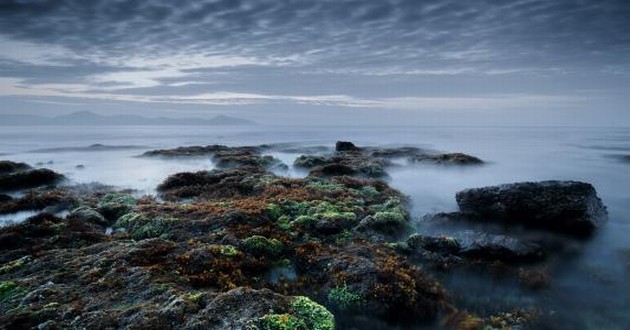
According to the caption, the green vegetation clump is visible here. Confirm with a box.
[359,186,380,198]
[293,155,328,169]
[260,313,307,330]
[327,284,363,311]
[0,281,27,303]
[97,193,137,220]
[259,296,335,330]
[293,215,316,225]
[290,296,335,330]
[114,212,171,240]
[306,180,344,193]
[98,193,136,207]
[372,211,406,226]
[358,162,386,178]
[242,235,284,258]
[316,212,357,223]
[0,256,32,274]
[364,210,408,234]
[218,245,240,257]
[277,215,291,230]
[307,201,341,215]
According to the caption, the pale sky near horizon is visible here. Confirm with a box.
[0,0,628,126]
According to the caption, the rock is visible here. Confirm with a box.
[309,164,358,177]
[75,164,85,169]
[141,144,286,171]
[456,181,608,237]
[335,141,359,152]
[295,242,444,323]
[0,213,109,262]
[456,231,545,262]
[157,167,267,200]
[184,287,291,329]
[67,207,108,226]
[407,234,461,255]
[96,193,136,221]
[294,155,329,169]
[0,169,64,192]
[405,231,544,263]
[0,161,31,175]
[366,146,425,158]
[0,189,75,215]
[141,144,229,157]
[412,153,484,165]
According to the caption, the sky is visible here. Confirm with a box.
[0,0,628,126]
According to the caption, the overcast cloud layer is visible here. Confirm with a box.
[1,0,628,125]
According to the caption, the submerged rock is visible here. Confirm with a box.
[406,231,544,263]
[456,231,544,262]
[456,181,608,237]
[0,168,64,192]
[412,153,484,165]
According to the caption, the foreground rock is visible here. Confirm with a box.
[0,161,449,328]
[456,181,608,237]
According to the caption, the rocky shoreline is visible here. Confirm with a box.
[0,142,608,329]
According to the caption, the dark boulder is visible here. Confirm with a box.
[456,181,608,237]
[456,231,545,262]
[0,169,64,192]
[335,141,359,152]
[0,161,31,175]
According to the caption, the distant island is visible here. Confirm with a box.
[0,111,256,126]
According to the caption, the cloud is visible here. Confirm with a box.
[0,0,627,123]
[0,77,590,112]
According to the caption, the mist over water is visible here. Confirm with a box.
[1,124,629,328]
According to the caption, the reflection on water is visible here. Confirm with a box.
[0,125,629,328]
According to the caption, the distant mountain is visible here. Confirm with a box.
[0,111,256,126]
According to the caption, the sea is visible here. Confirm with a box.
[0,125,628,329]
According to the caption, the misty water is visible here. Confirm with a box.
[1,125,629,329]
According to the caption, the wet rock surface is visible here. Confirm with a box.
[456,180,608,237]
[0,144,609,329]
